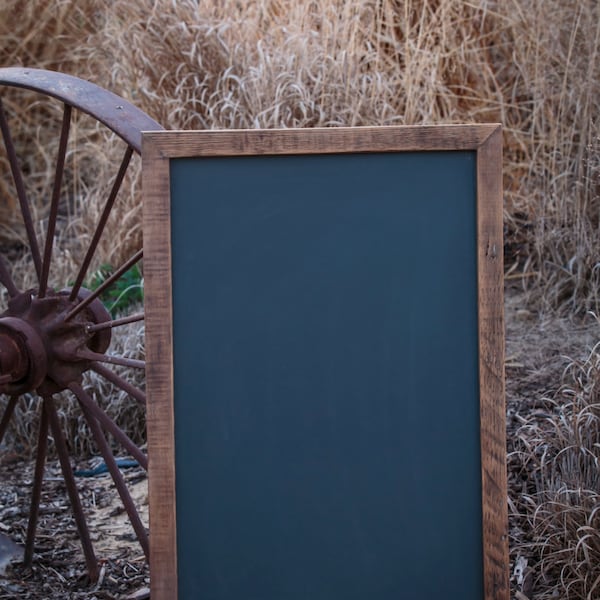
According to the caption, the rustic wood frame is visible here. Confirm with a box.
[142,125,508,600]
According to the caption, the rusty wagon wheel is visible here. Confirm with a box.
[0,67,163,580]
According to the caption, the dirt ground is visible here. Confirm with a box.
[0,286,597,599]
[0,458,149,600]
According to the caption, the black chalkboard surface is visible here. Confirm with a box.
[142,126,508,600]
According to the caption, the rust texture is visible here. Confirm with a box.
[0,67,162,152]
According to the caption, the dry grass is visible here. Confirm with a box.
[0,0,98,231]
[511,340,600,599]
[2,0,598,309]
[0,1,599,597]
[0,0,142,268]
[100,0,506,128]
[93,0,600,313]
[506,0,600,315]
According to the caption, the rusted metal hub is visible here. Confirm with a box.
[0,289,111,395]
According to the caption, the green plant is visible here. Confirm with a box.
[87,263,143,317]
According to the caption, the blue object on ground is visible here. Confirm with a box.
[74,458,140,477]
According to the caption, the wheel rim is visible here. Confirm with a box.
[0,67,163,580]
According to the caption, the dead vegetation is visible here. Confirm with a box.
[510,348,600,598]
[505,294,600,598]
[0,0,599,598]
[0,456,149,599]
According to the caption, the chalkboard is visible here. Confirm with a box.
[142,126,508,600]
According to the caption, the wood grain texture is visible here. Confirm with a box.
[142,124,508,599]
[141,138,178,600]
[477,125,510,600]
[143,124,498,158]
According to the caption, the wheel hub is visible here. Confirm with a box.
[0,289,112,395]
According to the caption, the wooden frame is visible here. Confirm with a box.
[142,125,508,600]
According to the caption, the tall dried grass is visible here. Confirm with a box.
[100,0,506,128]
[0,0,141,270]
[505,0,600,315]
[90,0,599,313]
[2,0,598,310]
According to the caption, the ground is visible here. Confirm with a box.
[0,286,597,599]
[0,458,149,600]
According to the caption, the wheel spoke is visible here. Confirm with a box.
[39,104,72,298]
[64,249,142,321]
[69,146,134,301]
[86,311,144,333]
[24,401,49,567]
[45,396,98,581]
[77,397,149,560]
[91,362,146,405]
[0,254,19,297]
[78,350,145,370]
[0,98,42,280]
[69,382,147,470]
[0,396,18,446]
